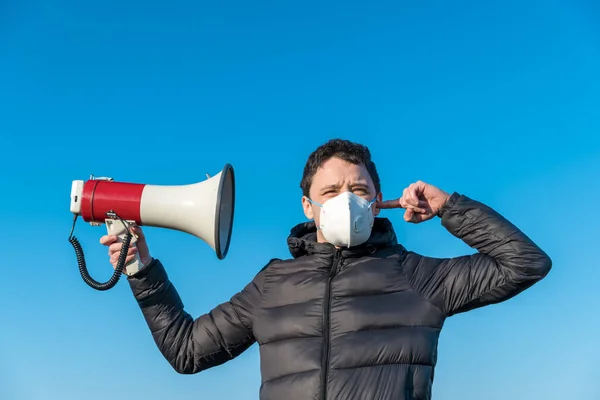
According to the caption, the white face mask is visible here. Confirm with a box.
[309,191,376,247]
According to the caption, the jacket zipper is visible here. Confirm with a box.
[320,248,342,400]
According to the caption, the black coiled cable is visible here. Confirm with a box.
[68,213,132,291]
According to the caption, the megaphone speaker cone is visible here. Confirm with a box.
[137,164,235,259]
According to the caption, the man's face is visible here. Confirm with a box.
[302,157,382,243]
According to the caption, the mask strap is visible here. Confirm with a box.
[307,198,323,207]
[368,195,378,207]
[306,198,323,229]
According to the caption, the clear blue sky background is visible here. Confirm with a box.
[1,1,598,399]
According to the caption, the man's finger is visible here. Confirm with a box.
[402,197,426,213]
[405,192,419,207]
[408,186,420,206]
[130,225,144,238]
[376,199,403,209]
[414,180,428,192]
[410,205,427,213]
[100,235,117,246]
[404,209,415,222]
[109,242,123,255]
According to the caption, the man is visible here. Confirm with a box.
[101,139,551,400]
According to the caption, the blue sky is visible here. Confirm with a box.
[1,1,599,399]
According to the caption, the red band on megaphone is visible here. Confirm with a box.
[81,180,145,224]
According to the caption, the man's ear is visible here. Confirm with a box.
[374,192,383,216]
[302,196,314,220]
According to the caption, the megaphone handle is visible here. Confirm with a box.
[105,218,144,276]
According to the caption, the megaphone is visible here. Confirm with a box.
[68,164,235,291]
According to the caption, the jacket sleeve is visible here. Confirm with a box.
[126,258,264,374]
[404,192,552,317]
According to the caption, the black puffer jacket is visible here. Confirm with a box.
[128,193,551,400]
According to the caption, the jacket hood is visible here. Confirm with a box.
[286,217,399,258]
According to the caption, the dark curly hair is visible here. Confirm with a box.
[300,139,381,197]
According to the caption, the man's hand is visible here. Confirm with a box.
[376,180,450,223]
[100,225,153,270]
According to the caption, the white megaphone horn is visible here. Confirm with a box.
[67,164,235,291]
